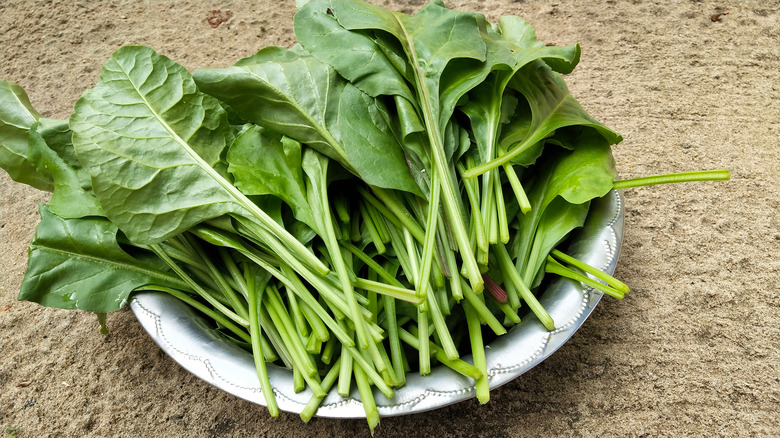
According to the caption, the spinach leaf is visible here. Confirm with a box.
[69,45,326,275]
[0,80,51,191]
[464,60,622,178]
[19,205,186,313]
[228,126,316,230]
[192,47,421,196]
[511,132,616,283]
[27,122,103,218]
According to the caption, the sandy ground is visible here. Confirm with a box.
[1,1,778,437]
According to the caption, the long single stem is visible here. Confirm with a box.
[354,356,380,434]
[417,166,441,300]
[502,160,531,214]
[382,294,406,387]
[424,287,459,360]
[460,278,507,336]
[612,169,730,189]
[463,300,489,404]
[246,274,279,416]
[354,278,422,305]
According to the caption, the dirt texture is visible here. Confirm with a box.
[1,1,778,437]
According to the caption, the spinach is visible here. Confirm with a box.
[0,0,729,432]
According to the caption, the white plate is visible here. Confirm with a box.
[131,190,624,418]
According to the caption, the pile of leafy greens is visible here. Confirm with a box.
[0,0,728,431]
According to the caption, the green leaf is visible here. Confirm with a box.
[461,16,583,169]
[27,123,103,218]
[0,79,51,191]
[494,15,581,75]
[70,45,327,276]
[193,47,421,195]
[511,134,616,278]
[544,129,617,206]
[227,126,316,230]
[523,197,590,287]
[69,45,241,243]
[294,0,416,103]
[464,60,622,178]
[19,205,185,313]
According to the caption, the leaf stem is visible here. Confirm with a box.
[550,249,629,294]
[246,273,279,416]
[612,169,730,190]
[463,300,489,404]
[544,257,625,299]
[493,243,555,331]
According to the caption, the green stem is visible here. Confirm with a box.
[545,257,625,299]
[354,278,422,305]
[493,243,555,331]
[138,286,250,343]
[425,287,459,360]
[148,244,249,327]
[463,300,489,404]
[382,294,406,388]
[354,356,380,434]
[246,275,279,416]
[612,169,730,190]
[550,249,629,294]
[337,331,353,397]
[437,214,463,301]
[457,161,487,255]
[265,285,320,381]
[397,327,481,380]
[186,236,249,321]
[417,167,441,300]
[417,306,430,375]
[360,201,386,255]
[494,169,510,244]
[300,357,342,423]
[502,161,532,214]
[368,187,426,243]
[460,278,507,336]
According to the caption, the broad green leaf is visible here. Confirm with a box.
[511,135,616,276]
[294,0,415,103]
[19,205,185,313]
[508,61,621,154]
[464,60,621,177]
[544,130,617,206]
[37,118,81,171]
[193,47,421,195]
[227,126,316,230]
[69,46,326,276]
[69,45,243,243]
[495,15,581,75]
[461,17,582,169]
[0,79,51,191]
[317,0,491,129]
[27,123,102,218]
